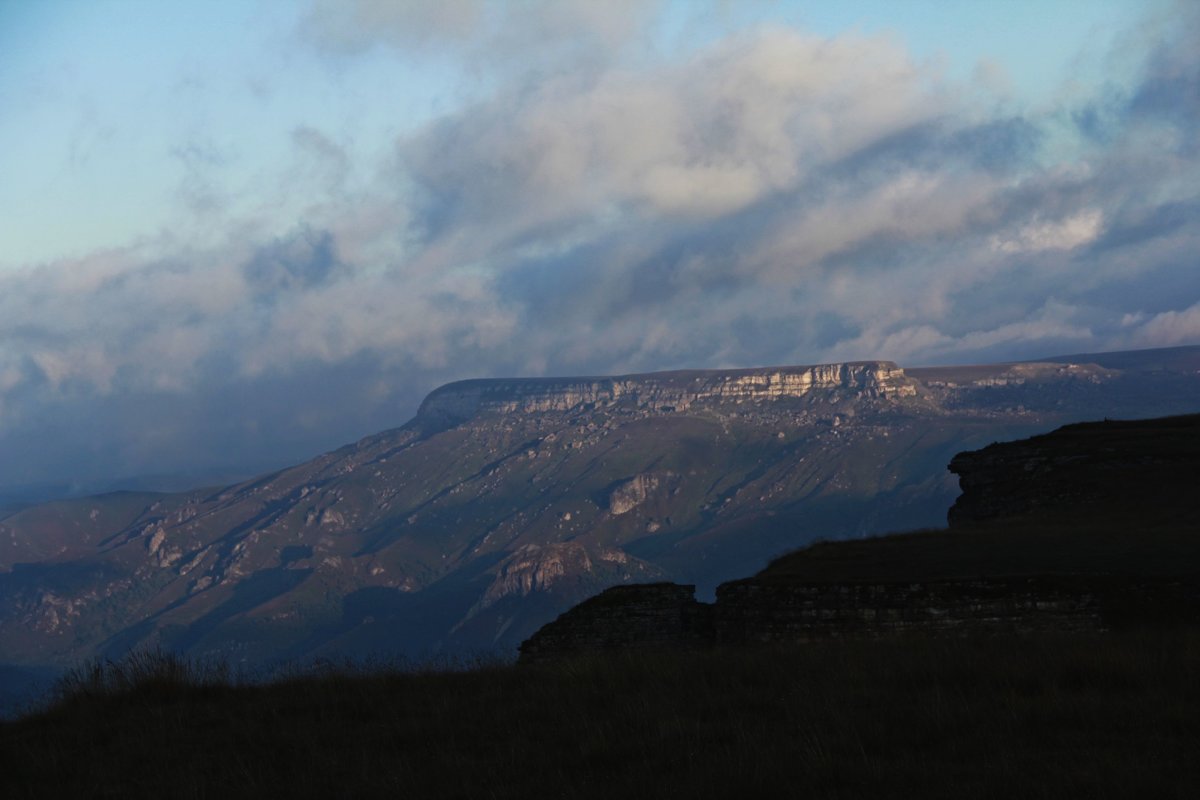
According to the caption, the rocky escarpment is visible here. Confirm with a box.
[518,414,1200,661]
[711,577,1104,643]
[417,361,916,425]
[518,583,713,662]
[520,574,1200,660]
[947,413,1200,525]
[477,543,663,610]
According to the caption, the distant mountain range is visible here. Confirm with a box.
[1,345,1198,683]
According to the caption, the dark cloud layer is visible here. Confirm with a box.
[1,4,1198,491]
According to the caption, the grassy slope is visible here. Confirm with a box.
[2,635,1199,799]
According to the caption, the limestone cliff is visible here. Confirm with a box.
[417,361,916,425]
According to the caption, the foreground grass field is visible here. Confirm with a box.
[3,632,1199,799]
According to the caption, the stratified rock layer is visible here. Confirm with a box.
[417,361,915,425]
[518,583,713,662]
[520,573,1200,660]
[947,413,1200,525]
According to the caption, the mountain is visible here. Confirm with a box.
[519,413,1200,662]
[1,346,1198,678]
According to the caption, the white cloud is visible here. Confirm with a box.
[1132,302,1200,347]
[401,25,946,241]
[990,209,1104,254]
[1,3,1199,488]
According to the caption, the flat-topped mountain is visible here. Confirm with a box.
[1,346,1199,684]
[417,361,915,425]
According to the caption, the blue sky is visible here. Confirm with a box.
[0,0,1160,266]
[0,0,1197,490]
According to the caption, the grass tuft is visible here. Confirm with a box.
[50,647,238,705]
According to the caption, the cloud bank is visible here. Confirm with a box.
[1,2,1197,490]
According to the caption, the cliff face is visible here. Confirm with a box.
[417,361,916,425]
[521,577,1105,659]
[713,578,1108,643]
[518,413,1200,660]
[519,574,1200,660]
[518,583,713,662]
[947,414,1200,525]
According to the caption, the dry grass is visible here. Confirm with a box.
[3,632,1199,799]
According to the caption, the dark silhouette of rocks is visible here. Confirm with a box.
[519,583,712,662]
[519,413,1200,660]
[948,413,1200,526]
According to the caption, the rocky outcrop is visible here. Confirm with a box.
[417,361,916,425]
[519,574,1200,661]
[519,414,1200,661]
[947,414,1200,525]
[479,543,661,609]
[518,583,713,662]
[607,474,667,515]
[713,577,1106,643]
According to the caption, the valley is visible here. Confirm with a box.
[1,346,1198,682]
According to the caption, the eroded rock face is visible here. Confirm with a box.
[607,474,664,516]
[418,361,916,425]
[480,543,661,609]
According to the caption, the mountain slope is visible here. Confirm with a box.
[1,347,1198,672]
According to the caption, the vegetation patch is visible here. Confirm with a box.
[4,634,1199,798]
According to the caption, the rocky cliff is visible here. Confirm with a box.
[520,572,1200,660]
[519,583,712,662]
[417,361,916,425]
[947,414,1200,526]
[518,413,1200,660]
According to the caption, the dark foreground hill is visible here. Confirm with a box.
[3,634,1198,799]
[3,414,1200,798]
[2,346,1198,689]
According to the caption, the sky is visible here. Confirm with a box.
[0,0,1197,492]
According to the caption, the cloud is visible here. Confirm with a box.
[291,126,351,196]
[400,24,947,261]
[1,3,1198,490]
[1131,302,1200,347]
[990,210,1104,253]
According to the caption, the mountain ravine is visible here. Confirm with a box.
[1,346,1199,673]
